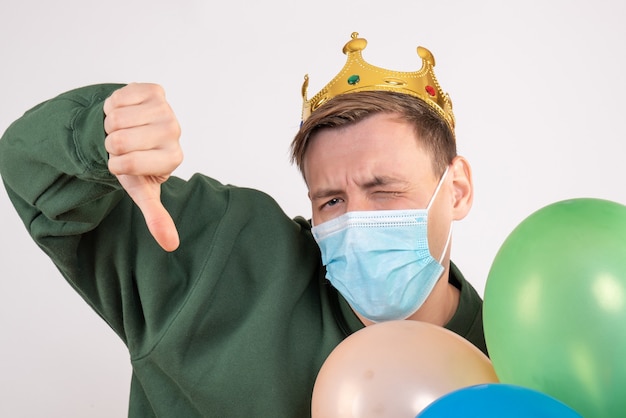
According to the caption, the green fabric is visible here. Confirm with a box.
[332,261,488,355]
[0,84,487,417]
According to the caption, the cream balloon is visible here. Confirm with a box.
[311,320,498,418]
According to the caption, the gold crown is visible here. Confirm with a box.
[301,32,455,132]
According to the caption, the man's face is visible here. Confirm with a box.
[303,112,454,261]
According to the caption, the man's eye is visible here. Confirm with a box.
[375,190,400,197]
[325,198,341,207]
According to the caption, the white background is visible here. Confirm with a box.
[1,1,625,416]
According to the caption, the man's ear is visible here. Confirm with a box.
[450,156,473,220]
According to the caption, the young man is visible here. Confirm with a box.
[0,33,486,416]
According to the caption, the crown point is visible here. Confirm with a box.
[301,74,310,100]
[417,46,435,67]
[343,33,367,54]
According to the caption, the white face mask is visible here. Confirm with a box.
[312,168,452,322]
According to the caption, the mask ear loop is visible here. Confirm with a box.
[424,165,452,264]
[438,222,453,264]
[426,166,450,211]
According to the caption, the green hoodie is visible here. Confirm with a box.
[0,84,487,417]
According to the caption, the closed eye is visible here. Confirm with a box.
[373,190,402,198]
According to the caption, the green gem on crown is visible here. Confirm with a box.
[347,74,360,85]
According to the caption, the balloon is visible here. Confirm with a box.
[311,320,498,418]
[417,383,582,417]
[484,198,626,418]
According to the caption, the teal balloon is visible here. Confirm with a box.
[417,383,581,417]
[484,198,626,418]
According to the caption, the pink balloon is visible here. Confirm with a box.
[312,321,498,417]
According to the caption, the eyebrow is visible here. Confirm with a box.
[310,188,343,201]
[363,175,409,189]
[310,176,410,200]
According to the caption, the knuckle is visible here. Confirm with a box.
[144,83,164,99]
[157,101,175,118]
[171,148,184,167]
[150,83,165,96]
[107,155,120,175]
[107,87,123,108]
[105,131,127,155]
[104,110,125,133]
[167,118,182,138]
[118,156,136,174]
[108,154,136,175]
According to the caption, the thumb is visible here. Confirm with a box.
[138,198,180,252]
[118,174,180,252]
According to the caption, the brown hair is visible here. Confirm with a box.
[290,91,456,178]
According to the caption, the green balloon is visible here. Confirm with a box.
[484,198,626,418]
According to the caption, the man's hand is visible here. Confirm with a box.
[103,83,182,252]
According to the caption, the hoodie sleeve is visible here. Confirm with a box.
[0,84,147,342]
